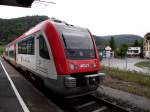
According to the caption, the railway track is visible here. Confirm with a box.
[22,73,132,112]
[4,59,133,112]
[65,94,132,112]
[13,69,133,112]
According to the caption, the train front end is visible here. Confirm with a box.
[47,21,105,97]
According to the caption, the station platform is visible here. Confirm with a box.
[0,57,62,112]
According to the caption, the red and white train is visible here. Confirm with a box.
[4,19,105,97]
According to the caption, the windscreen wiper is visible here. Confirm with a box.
[62,33,68,48]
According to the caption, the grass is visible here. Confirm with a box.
[0,46,4,55]
[109,83,150,99]
[102,67,150,87]
[102,66,150,99]
[135,61,150,68]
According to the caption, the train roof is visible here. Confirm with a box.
[7,19,89,46]
[7,19,49,46]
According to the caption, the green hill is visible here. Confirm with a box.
[94,34,143,47]
[0,16,143,47]
[0,15,48,45]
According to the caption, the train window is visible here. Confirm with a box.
[20,41,27,54]
[9,50,14,58]
[5,51,8,56]
[18,36,34,55]
[38,34,50,59]
[18,43,22,54]
[57,28,96,60]
[27,37,34,55]
[62,31,94,50]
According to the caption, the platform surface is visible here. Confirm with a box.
[0,57,62,112]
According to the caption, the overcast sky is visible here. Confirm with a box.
[0,0,150,37]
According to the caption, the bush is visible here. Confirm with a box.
[102,66,150,87]
[0,46,4,55]
[115,44,128,58]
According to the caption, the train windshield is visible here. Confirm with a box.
[59,28,96,60]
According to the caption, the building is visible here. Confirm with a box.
[127,47,141,57]
[144,33,150,58]
[105,46,114,58]
[97,45,114,59]
[97,45,105,60]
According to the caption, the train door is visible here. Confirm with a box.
[35,32,57,79]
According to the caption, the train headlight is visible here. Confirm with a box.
[69,63,78,70]
[92,63,97,68]
[69,63,75,70]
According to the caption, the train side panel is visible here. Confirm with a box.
[34,31,57,79]
[5,44,16,65]
[15,30,57,79]
[3,19,105,97]
[16,35,36,71]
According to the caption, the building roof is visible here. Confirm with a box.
[105,46,111,51]
[97,45,105,49]
[144,33,150,40]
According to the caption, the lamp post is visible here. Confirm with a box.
[105,46,112,71]
[125,52,128,70]
[125,55,128,70]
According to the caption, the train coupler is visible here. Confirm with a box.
[64,76,76,88]
[84,73,106,86]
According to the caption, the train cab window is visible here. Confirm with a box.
[38,34,50,59]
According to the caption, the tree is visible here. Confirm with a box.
[139,39,143,47]
[0,16,49,45]
[139,39,144,58]
[133,40,139,46]
[116,44,128,58]
[133,39,144,58]
[121,44,128,56]
[0,46,4,55]
[109,36,116,51]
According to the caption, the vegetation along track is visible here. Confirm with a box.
[65,94,132,112]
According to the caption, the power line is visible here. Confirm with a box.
[34,0,56,4]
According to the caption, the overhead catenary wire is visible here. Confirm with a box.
[34,0,56,5]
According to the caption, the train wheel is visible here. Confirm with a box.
[35,76,44,88]
[29,72,36,82]
[26,71,44,88]
[25,71,32,80]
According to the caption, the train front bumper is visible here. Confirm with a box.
[64,73,106,88]
[44,72,106,97]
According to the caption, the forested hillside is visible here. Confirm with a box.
[0,16,143,47]
[94,34,143,47]
[0,16,48,45]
